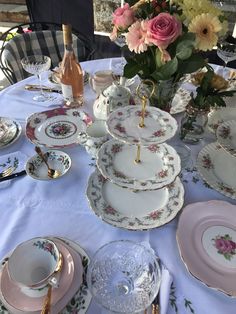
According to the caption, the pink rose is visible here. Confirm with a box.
[215,238,235,254]
[147,13,182,49]
[112,3,135,30]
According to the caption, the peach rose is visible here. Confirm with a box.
[112,3,135,30]
[147,13,182,49]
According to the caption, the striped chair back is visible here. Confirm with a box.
[2,29,88,84]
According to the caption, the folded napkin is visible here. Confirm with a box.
[0,151,28,188]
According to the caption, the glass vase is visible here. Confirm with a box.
[148,79,180,112]
[180,104,209,144]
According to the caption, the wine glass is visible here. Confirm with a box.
[87,240,161,313]
[217,40,236,78]
[21,55,52,102]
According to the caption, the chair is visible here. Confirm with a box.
[0,22,95,85]
[26,0,94,42]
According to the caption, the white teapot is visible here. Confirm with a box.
[93,82,134,120]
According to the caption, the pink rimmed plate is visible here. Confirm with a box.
[0,237,91,314]
[0,240,82,313]
[26,108,92,148]
[86,170,184,230]
[106,105,177,145]
[177,200,236,297]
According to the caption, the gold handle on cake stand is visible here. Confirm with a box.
[134,79,155,164]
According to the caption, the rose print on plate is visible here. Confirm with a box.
[212,234,236,261]
[202,225,236,268]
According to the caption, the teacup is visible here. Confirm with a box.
[7,237,62,290]
[89,70,115,96]
[79,120,110,157]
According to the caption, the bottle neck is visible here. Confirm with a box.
[65,43,73,52]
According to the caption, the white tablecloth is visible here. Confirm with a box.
[0,58,236,314]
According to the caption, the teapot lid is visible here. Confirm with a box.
[102,82,131,99]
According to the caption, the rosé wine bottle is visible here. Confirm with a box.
[60,24,84,107]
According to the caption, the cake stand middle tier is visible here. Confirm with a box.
[97,139,181,190]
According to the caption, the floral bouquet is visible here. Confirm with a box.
[180,65,236,142]
[110,0,227,110]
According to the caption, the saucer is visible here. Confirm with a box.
[26,150,71,180]
[0,240,82,313]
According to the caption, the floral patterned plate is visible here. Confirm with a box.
[86,169,184,230]
[0,237,91,314]
[106,105,178,145]
[97,139,181,190]
[48,70,90,86]
[0,117,22,149]
[170,88,191,115]
[26,150,71,180]
[177,200,236,297]
[196,142,236,199]
[207,107,236,133]
[26,108,92,148]
[216,120,236,156]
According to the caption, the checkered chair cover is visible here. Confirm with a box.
[2,30,88,84]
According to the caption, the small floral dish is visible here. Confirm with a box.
[26,150,71,180]
[0,117,22,149]
[216,120,236,156]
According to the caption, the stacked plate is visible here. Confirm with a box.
[0,237,92,314]
[87,105,185,230]
[0,117,22,149]
[197,108,236,199]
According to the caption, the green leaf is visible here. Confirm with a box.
[178,54,206,75]
[176,40,194,60]
[123,60,141,78]
[151,57,178,80]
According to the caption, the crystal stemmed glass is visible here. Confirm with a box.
[87,240,161,314]
[217,40,236,78]
[21,55,52,102]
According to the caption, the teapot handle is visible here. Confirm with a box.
[78,132,88,145]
